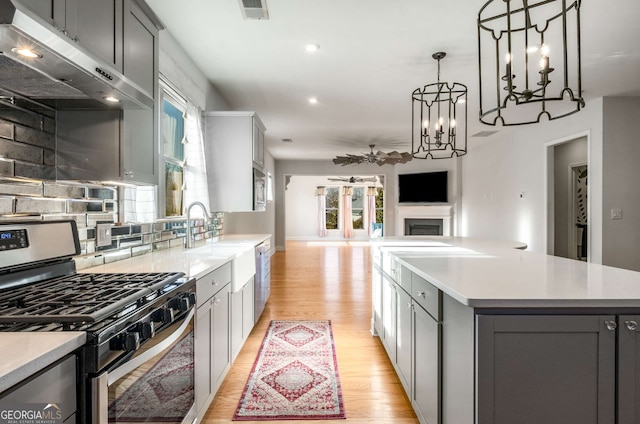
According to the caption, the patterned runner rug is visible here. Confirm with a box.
[233,320,346,421]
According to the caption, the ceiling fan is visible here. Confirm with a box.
[332,144,412,166]
[327,176,377,183]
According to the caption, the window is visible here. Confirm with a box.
[351,187,364,230]
[267,171,273,202]
[325,187,339,230]
[161,91,186,217]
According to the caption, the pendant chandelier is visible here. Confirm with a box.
[411,52,467,159]
[478,0,585,126]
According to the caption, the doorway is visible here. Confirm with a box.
[545,135,589,260]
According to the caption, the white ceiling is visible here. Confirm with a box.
[147,0,640,161]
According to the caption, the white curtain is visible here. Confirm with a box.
[183,103,210,216]
[342,186,354,238]
[316,186,327,237]
[367,186,377,236]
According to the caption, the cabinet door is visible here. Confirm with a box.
[371,266,383,337]
[242,279,255,339]
[618,315,640,424]
[381,277,397,362]
[212,284,231,393]
[122,108,157,184]
[477,315,616,424]
[252,118,264,169]
[396,287,412,395]
[230,288,243,362]
[66,0,122,71]
[412,303,440,424]
[195,302,213,415]
[16,0,66,30]
[123,0,157,98]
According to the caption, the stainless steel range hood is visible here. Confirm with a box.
[0,0,153,110]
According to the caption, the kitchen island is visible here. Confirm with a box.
[371,236,640,424]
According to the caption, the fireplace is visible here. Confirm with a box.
[395,205,452,236]
[405,218,443,236]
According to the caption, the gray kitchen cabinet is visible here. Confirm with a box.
[123,0,158,99]
[15,0,157,95]
[476,314,616,424]
[396,286,412,395]
[16,0,122,70]
[231,277,254,362]
[0,354,77,422]
[211,283,231,392]
[204,111,266,212]
[195,263,232,420]
[57,109,157,184]
[618,315,640,424]
[412,302,440,424]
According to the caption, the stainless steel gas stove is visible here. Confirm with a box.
[0,220,196,424]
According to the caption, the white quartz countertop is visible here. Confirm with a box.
[388,238,640,308]
[81,234,271,280]
[0,332,86,394]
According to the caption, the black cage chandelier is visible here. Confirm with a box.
[478,0,585,126]
[412,52,467,159]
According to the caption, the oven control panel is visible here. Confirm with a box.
[0,229,29,251]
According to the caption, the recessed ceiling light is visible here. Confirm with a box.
[12,47,41,59]
[308,97,318,104]
[305,43,320,53]
[104,96,120,103]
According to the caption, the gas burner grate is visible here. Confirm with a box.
[0,272,183,325]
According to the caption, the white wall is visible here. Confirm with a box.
[461,97,604,262]
[602,97,640,271]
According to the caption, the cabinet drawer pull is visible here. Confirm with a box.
[605,320,617,331]
[416,291,426,298]
[407,302,412,309]
[211,280,219,286]
[625,320,638,331]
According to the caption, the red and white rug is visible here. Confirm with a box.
[233,320,346,421]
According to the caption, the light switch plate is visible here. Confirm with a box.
[611,209,623,220]
[96,223,112,247]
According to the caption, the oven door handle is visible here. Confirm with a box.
[107,308,195,385]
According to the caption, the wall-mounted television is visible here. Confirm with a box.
[398,171,448,203]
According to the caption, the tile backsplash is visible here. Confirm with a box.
[0,179,224,269]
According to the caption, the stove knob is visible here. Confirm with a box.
[153,307,174,324]
[188,293,197,306]
[138,322,155,339]
[122,332,140,352]
[177,297,190,312]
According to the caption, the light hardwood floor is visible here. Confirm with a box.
[201,240,418,424]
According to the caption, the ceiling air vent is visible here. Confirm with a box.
[239,0,269,20]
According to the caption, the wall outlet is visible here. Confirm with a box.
[96,223,112,247]
[611,209,623,220]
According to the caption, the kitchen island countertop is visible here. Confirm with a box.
[382,237,640,308]
[0,332,86,394]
